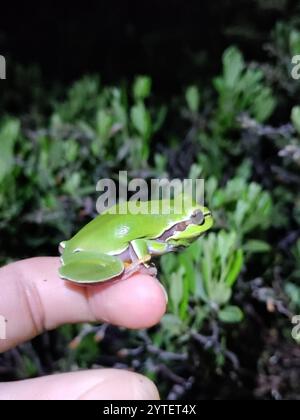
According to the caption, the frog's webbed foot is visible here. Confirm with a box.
[123,256,157,279]
[145,263,158,277]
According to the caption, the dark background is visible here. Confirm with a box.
[0,0,289,95]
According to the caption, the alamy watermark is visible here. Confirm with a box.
[0,55,6,80]
[0,315,7,340]
[95,171,205,215]
[291,315,300,341]
[291,55,300,80]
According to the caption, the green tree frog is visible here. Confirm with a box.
[59,198,213,284]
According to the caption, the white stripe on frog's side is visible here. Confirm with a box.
[59,241,66,255]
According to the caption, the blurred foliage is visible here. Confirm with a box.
[1,9,300,399]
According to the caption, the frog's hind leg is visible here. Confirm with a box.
[59,250,124,284]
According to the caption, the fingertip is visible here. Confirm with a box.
[0,369,160,400]
[88,274,167,329]
[79,370,160,400]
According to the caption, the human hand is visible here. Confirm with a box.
[0,257,167,400]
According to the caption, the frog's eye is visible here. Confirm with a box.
[190,210,205,225]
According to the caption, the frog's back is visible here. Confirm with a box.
[65,199,192,254]
[65,211,168,254]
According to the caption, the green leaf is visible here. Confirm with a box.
[179,252,197,302]
[210,282,232,306]
[218,305,244,323]
[161,253,178,276]
[169,268,184,315]
[96,109,113,139]
[130,102,152,139]
[64,140,79,163]
[154,153,167,173]
[153,106,167,133]
[133,76,152,101]
[285,282,300,308]
[160,314,183,338]
[63,172,81,196]
[223,47,244,88]
[290,30,300,56]
[225,249,244,287]
[0,119,20,182]
[244,240,271,253]
[185,85,201,112]
[291,106,300,136]
[253,88,276,122]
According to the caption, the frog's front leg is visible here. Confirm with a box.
[130,239,171,261]
[123,239,172,279]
